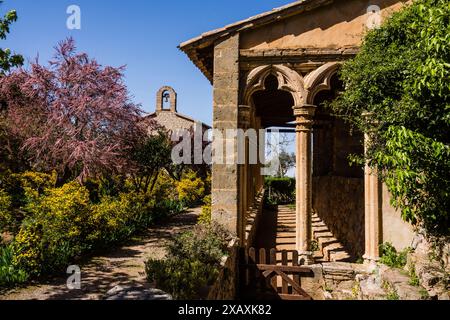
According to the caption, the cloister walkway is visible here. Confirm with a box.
[254,205,351,264]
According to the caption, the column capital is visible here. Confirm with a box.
[293,104,316,117]
[293,104,316,132]
[238,105,252,128]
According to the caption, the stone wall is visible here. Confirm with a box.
[150,111,199,134]
[381,184,416,251]
[207,240,239,300]
[313,176,365,259]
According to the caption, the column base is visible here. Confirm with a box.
[363,254,380,264]
[298,251,314,265]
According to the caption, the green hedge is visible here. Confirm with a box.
[265,177,296,205]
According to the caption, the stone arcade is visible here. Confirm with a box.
[179,0,415,266]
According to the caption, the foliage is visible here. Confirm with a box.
[409,267,420,287]
[0,188,11,231]
[265,177,295,205]
[0,38,146,183]
[277,151,296,178]
[13,182,92,275]
[198,195,212,225]
[0,244,28,287]
[145,223,231,299]
[0,171,56,234]
[177,170,205,206]
[146,258,218,300]
[167,223,230,265]
[0,1,23,73]
[0,168,190,285]
[89,192,154,246]
[379,242,410,269]
[128,131,172,194]
[330,0,450,235]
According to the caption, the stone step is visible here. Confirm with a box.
[330,250,351,262]
[312,226,330,235]
[315,231,334,239]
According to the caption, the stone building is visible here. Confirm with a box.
[179,0,415,264]
[143,86,211,134]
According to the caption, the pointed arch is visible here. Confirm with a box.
[243,64,306,107]
[304,62,342,105]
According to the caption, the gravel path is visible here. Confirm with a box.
[0,207,201,300]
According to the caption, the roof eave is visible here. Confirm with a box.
[179,0,335,82]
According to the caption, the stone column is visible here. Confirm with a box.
[212,34,240,235]
[363,117,382,262]
[293,104,316,264]
[238,105,251,240]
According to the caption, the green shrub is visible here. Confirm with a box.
[265,177,295,205]
[145,223,231,299]
[379,242,411,269]
[167,223,229,265]
[0,245,29,287]
[198,195,212,225]
[146,258,219,300]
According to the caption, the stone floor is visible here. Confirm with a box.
[0,207,201,300]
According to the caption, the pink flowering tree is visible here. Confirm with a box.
[0,38,153,184]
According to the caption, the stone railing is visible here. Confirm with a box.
[243,189,265,249]
[207,238,239,300]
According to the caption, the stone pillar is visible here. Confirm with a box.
[363,124,382,262]
[256,117,265,193]
[238,105,251,240]
[293,104,316,264]
[212,34,240,235]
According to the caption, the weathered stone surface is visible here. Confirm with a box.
[104,286,172,301]
[359,275,387,300]
[380,267,427,300]
[322,262,367,282]
[313,176,364,259]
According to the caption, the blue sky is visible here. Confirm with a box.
[2,0,293,126]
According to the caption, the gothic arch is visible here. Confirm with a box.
[243,64,306,107]
[303,62,342,105]
[156,86,177,112]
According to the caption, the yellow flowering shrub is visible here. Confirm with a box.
[89,192,155,244]
[152,172,177,202]
[0,189,12,231]
[12,223,43,276]
[14,182,92,274]
[177,170,205,206]
[16,171,57,202]
[198,195,212,225]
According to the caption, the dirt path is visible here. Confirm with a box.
[0,208,201,300]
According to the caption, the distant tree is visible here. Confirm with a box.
[278,151,295,178]
[0,1,23,73]
[0,38,146,183]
